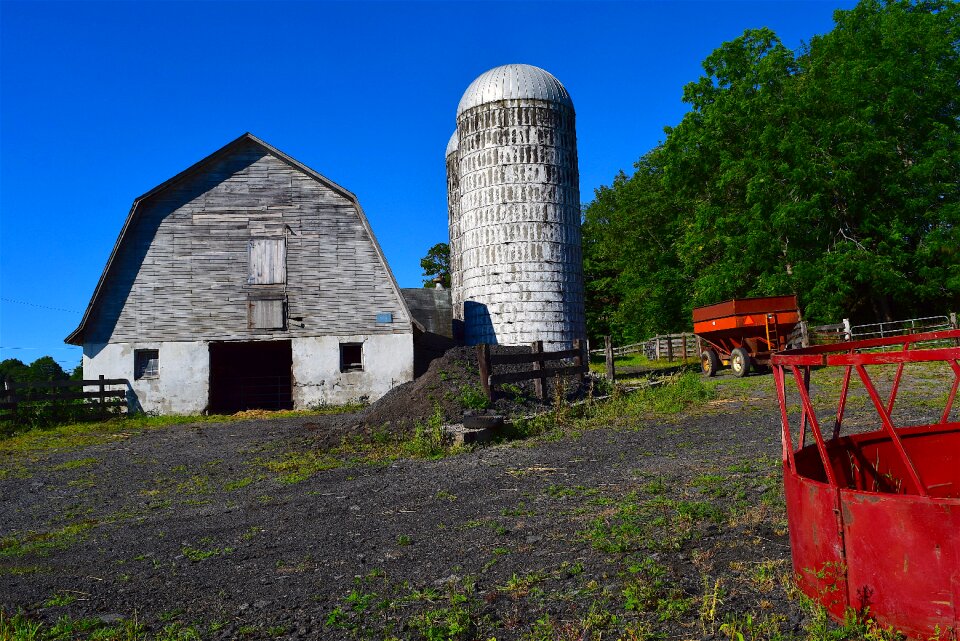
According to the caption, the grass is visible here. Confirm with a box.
[0,521,96,558]
[589,351,694,374]
[0,404,364,456]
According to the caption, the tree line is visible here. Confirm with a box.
[582,0,959,344]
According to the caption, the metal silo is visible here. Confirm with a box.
[445,130,464,333]
[452,64,585,346]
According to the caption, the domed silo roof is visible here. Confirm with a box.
[456,64,573,117]
[445,130,458,157]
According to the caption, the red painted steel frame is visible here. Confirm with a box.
[772,330,960,639]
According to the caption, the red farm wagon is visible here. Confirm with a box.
[693,295,801,377]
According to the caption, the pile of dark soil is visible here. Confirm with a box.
[357,345,594,433]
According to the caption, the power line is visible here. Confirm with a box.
[0,298,81,314]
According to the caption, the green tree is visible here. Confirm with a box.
[582,0,959,340]
[27,356,68,382]
[420,242,451,288]
[0,358,29,383]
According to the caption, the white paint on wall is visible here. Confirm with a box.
[83,341,210,415]
[84,333,413,415]
[292,333,413,407]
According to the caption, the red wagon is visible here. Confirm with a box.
[693,295,800,377]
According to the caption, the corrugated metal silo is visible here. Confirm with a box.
[452,64,585,346]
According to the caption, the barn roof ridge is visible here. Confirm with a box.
[65,132,419,345]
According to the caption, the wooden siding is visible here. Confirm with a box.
[85,140,410,343]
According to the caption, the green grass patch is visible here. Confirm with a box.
[0,521,95,558]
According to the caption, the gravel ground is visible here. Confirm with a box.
[1,363,953,640]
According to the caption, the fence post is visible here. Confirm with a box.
[531,341,545,401]
[604,336,615,383]
[666,335,674,362]
[951,313,958,347]
[655,336,661,361]
[476,344,492,401]
[800,320,810,348]
[98,374,107,419]
[843,318,852,341]
[681,334,688,363]
[573,339,585,385]
[2,376,15,423]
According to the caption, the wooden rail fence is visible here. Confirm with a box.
[0,376,130,423]
[477,340,587,401]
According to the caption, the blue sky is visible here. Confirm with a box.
[0,0,855,370]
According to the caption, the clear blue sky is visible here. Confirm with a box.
[0,0,855,371]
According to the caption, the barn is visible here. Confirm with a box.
[66,133,416,415]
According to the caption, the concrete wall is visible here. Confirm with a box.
[84,334,413,415]
[292,333,413,407]
[83,341,209,415]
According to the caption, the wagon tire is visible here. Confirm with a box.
[731,348,752,378]
[701,350,720,377]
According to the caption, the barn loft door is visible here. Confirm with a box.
[208,340,292,413]
[248,238,286,284]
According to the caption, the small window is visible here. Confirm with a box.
[340,343,363,372]
[248,238,286,284]
[134,349,159,379]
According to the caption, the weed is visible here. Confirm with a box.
[397,535,412,546]
[0,521,95,558]
[43,592,77,607]
[52,456,98,471]
[458,384,490,410]
[406,405,448,458]
[181,545,233,561]
[223,476,255,491]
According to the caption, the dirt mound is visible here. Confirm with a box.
[357,345,590,432]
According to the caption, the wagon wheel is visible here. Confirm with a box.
[730,348,752,378]
[701,350,720,377]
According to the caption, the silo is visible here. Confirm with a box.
[445,130,463,330]
[452,64,585,346]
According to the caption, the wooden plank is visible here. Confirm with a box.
[16,391,126,402]
[477,344,492,401]
[490,347,581,365]
[491,365,587,386]
[8,379,129,390]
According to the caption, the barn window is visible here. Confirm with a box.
[248,238,286,284]
[134,349,159,379]
[340,343,363,372]
[249,297,286,329]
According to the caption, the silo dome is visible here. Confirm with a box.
[445,130,459,157]
[449,64,585,347]
[456,64,573,116]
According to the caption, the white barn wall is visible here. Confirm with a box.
[292,334,413,407]
[83,341,209,415]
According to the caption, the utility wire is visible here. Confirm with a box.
[0,298,81,314]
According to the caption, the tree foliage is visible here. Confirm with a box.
[0,356,69,383]
[583,0,959,343]
[420,242,451,288]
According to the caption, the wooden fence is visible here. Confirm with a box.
[644,333,697,361]
[477,340,587,401]
[0,376,130,423]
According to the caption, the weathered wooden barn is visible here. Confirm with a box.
[66,133,416,414]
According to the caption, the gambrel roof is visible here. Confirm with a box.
[66,132,418,345]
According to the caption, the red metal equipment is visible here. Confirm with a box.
[693,296,800,377]
[772,330,960,638]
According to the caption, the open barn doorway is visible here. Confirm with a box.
[209,341,292,413]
